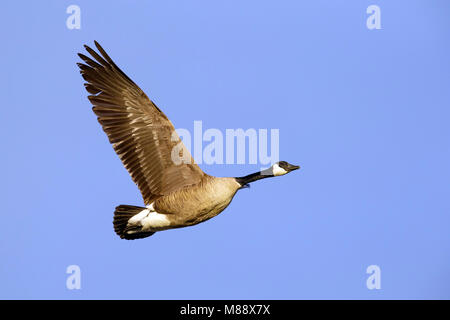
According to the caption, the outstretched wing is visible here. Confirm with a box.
[77,41,204,204]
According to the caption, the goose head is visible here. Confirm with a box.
[270,161,300,176]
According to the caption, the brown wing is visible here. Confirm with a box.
[77,41,204,204]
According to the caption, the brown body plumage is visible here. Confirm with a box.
[154,176,241,228]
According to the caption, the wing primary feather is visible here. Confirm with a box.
[77,42,205,204]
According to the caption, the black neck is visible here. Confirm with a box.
[235,169,274,187]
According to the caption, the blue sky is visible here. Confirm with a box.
[1,1,449,299]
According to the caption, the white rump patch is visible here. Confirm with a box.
[126,203,170,232]
[128,208,150,225]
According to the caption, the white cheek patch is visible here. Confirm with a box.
[272,163,288,176]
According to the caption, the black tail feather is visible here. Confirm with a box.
[113,205,155,240]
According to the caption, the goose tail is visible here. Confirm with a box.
[113,205,155,240]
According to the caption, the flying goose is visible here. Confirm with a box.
[77,41,299,240]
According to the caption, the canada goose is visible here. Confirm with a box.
[77,41,300,240]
